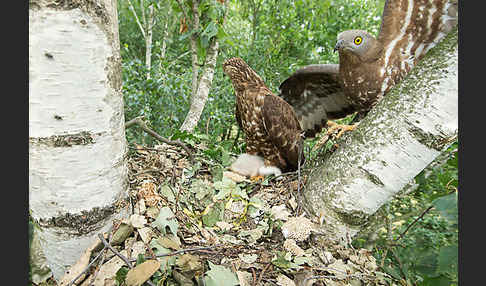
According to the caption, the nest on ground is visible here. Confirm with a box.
[60,142,395,286]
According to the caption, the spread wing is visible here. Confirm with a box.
[262,94,304,171]
[278,64,356,137]
[378,0,458,75]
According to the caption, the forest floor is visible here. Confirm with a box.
[56,138,398,286]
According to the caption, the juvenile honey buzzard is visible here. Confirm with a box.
[223,57,304,177]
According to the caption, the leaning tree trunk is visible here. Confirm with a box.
[302,29,458,243]
[29,0,128,281]
[180,37,220,132]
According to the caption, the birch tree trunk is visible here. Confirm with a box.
[127,0,154,80]
[29,0,128,281]
[144,4,154,79]
[189,0,201,100]
[180,37,220,132]
[302,29,458,243]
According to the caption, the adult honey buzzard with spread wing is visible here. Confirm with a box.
[223,57,304,177]
[279,0,458,137]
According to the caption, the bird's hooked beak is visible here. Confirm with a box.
[334,40,344,52]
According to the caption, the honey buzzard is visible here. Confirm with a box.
[222,57,304,177]
[279,0,458,137]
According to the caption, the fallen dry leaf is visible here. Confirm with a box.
[157,234,181,250]
[271,204,291,221]
[283,239,306,257]
[138,181,162,207]
[236,271,253,286]
[215,221,232,232]
[276,273,296,286]
[125,260,161,286]
[89,242,146,286]
[130,214,147,229]
[137,227,154,244]
[176,253,203,273]
[58,235,105,285]
[281,216,315,242]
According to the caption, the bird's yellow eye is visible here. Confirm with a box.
[354,36,363,45]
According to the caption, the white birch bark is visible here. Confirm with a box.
[144,4,154,79]
[29,0,128,280]
[127,0,154,79]
[189,0,201,100]
[302,29,458,243]
[180,38,220,132]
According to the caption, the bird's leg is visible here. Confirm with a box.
[312,121,357,152]
[326,120,356,139]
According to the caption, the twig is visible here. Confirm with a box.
[97,234,133,268]
[128,244,223,262]
[125,116,194,162]
[66,244,107,286]
[395,205,434,242]
[256,263,271,286]
[97,234,156,286]
[251,268,256,286]
[126,0,146,38]
[390,248,407,280]
[88,228,116,286]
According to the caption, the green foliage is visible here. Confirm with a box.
[204,261,239,286]
[119,0,384,143]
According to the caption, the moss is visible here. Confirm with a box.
[29,131,103,147]
[37,198,128,235]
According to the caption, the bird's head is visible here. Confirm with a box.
[222,57,246,78]
[222,57,264,87]
[334,30,382,61]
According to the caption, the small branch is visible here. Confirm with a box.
[256,263,271,286]
[66,243,107,286]
[97,234,157,286]
[128,244,222,262]
[97,233,133,268]
[125,116,194,162]
[127,0,146,39]
[395,205,434,242]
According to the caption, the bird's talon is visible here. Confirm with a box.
[250,175,264,182]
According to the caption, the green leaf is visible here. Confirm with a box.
[422,275,454,286]
[432,193,458,223]
[136,253,146,265]
[204,261,239,286]
[272,251,299,270]
[201,22,218,39]
[415,252,438,277]
[437,245,458,275]
[190,179,214,201]
[149,239,176,273]
[202,202,224,227]
[213,177,239,201]
[115,266,129,285]
[151,207,179,235]
[160,183,176,203]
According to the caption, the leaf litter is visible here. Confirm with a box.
[61,142,395,285]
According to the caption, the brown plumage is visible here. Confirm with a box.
[222,57,304,175]
[279,0,458,137]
